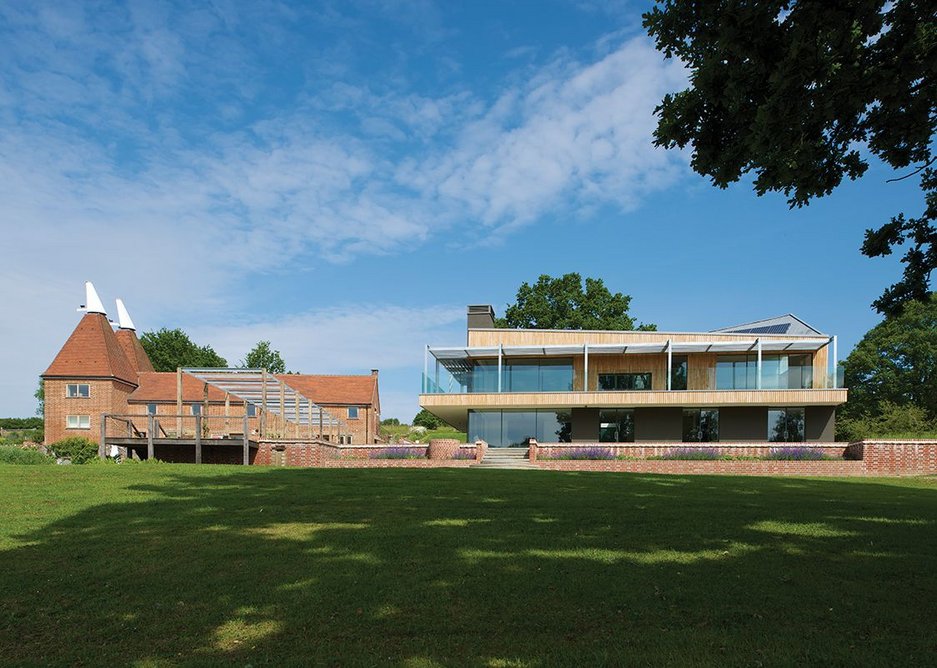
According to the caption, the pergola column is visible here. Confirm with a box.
[756,338,763,390]
[666,340,673,391]
[497,344,503,393]
[583,344,589,391]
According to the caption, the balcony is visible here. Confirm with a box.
[422,339,844,396]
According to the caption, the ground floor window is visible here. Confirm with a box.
[66,415,90,429]
[683,409,719,442]
[468,410,571,447]
[768,407,806,442]
[599,409,635,442]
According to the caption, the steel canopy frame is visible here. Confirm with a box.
[182,368,345,429]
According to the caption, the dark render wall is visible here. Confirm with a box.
[806,406,836,442]
[720,407,767,441]
[571,408,600,442]
[634,408,683,441]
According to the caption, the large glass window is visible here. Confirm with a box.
[598,373,652,391]
[502,411,537,446]
[471,360,499,393]
[468,410,571,446]
[683,409,719,442]
[717,354,814,390]
[671,356,688,390]
[768,407,806,442]
[536,411,572,443]
[599,410,635,442]
[504,358,574,392]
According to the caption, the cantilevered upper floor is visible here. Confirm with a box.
[420,308,847,430]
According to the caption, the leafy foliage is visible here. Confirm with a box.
[837,401,937,442]
[380,418,400,426]
[495,273,655,330]
[0,446,54,465]
[840,295,937,425]
[49,437,99,464]
[644,1,936,313]
[140,328,227,372]
[241,340,286,374]
[0,417,43,430]
[412,409,443,430]
[34,379,44,417]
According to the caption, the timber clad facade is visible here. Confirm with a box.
[42,298,382,455]
[420,306,848,447]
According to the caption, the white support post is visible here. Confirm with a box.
[583,344,589,392]
[666,339,673,391]
[497,344,503,393]
[423,345,429,392]
[756,339,762,390]
[832,336,838,389]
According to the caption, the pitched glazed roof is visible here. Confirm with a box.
[711,314,826,337]
[129,372,237,403]
[115,329,155,374]
[279,374,378,406]
[43,313,138,385]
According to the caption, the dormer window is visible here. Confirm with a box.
[66,384,90,398]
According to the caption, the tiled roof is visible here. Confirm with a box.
[279,374,377,406]
[129,372,236,403]
[43,313,138,385]
[116,329,155,374]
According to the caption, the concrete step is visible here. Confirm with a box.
[473,447,536,469]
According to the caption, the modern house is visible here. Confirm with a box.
[420,305,847,446]
[42,283,382,454]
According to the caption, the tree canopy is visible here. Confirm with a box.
[412,409,442,430]
[140,328,227,372]
[495,273,655,330]
[839,294,937,426]
[241,341,287,374]
[644,0,936,314]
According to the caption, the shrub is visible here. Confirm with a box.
[543,446,614,460]
[766,447,827,461]
[49,437,99,464]
[657,447,721,460]
[0,446,54,465]
[412,409,442,430]
[369,447,426,460]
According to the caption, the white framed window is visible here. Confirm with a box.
[66,415,90,429]
[66,384,90,398]
[348,406,359,419]
[191,404,202,416]
[147,403,157,415]
[246,403,256,417]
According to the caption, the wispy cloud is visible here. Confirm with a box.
[0,2,689,415]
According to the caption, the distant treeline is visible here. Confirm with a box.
[0,417,43,430]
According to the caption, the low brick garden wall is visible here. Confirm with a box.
[529,440,937,476]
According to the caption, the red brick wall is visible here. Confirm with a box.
[847,440,937,476]
[533,442,850,460]
[44,378,135,445]
[536,459,864,476]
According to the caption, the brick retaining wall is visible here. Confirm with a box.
[535,459,864,476]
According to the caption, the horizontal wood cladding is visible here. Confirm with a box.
[420,388,848,410]
[467,329,825,347]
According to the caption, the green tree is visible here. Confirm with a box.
[241,341,286,374]
[495,273,655,330]
[643,1,936,314]
[140,328,227,372]
[381,418,401,426]
[838,294,937,434]
[412,409,442,430]
[34,379,44,417]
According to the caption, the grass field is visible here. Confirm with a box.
[1,464,935,666]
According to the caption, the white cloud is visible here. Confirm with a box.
[0,3,691,416]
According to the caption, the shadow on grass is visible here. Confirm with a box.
[1,467,936,666]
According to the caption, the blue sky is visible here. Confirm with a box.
[0,0,917,420]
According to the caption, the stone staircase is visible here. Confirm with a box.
[472,446,538,469]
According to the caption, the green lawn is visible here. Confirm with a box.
[1,465,935,666]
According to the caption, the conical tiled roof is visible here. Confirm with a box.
[43,313,139,385]
[116,329,155,374]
